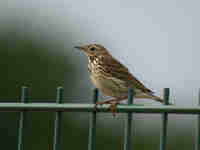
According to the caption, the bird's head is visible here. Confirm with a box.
[75,44,110,57]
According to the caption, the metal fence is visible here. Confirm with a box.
[0,86,200,150]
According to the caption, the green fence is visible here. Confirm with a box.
[0,87,200,150]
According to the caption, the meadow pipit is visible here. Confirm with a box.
[75,44,165,114]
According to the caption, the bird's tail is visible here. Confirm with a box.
[135,93,172,105]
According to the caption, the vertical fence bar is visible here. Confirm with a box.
[160,88,170,150]
[196,89,200,150]
[53,87,64,150]
[88,88,98,150]
[18,86,28,150]
[123,88,134,150]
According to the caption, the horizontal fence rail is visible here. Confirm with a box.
[0,103,200,114]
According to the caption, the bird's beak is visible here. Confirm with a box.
[74,46,84,50]
[74,45,88,56]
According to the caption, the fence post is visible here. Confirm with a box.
[53,87,64,150]
[18,86,28,150]
[124,88,134,150]
[196,89,200,150]
[160,88,169,150]
[88,88,98,150]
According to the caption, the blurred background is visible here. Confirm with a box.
[0,0,199,149]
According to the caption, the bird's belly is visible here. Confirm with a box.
[89,74,128,97]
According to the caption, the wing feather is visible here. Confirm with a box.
[100,55,153,94]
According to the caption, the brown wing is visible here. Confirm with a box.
[100,55,153,94]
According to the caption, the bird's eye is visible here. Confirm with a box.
[89,47,96,51]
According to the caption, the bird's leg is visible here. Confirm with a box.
[96,98,119,105]
[94,98,117,111]
[94,96,128,116]
[109,101,120,117]
[96,96,128,105]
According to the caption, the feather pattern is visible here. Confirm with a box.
[88,54,153,94]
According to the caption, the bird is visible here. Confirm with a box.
[75,44,166,115]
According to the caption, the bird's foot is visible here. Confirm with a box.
[94,98,123,117]
[109,101,120,117]
[94,96,127,116]
[94,99,116,111]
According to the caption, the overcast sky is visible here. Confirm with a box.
[1,0,200,105]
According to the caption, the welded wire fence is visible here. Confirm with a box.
[0,86,200,150]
